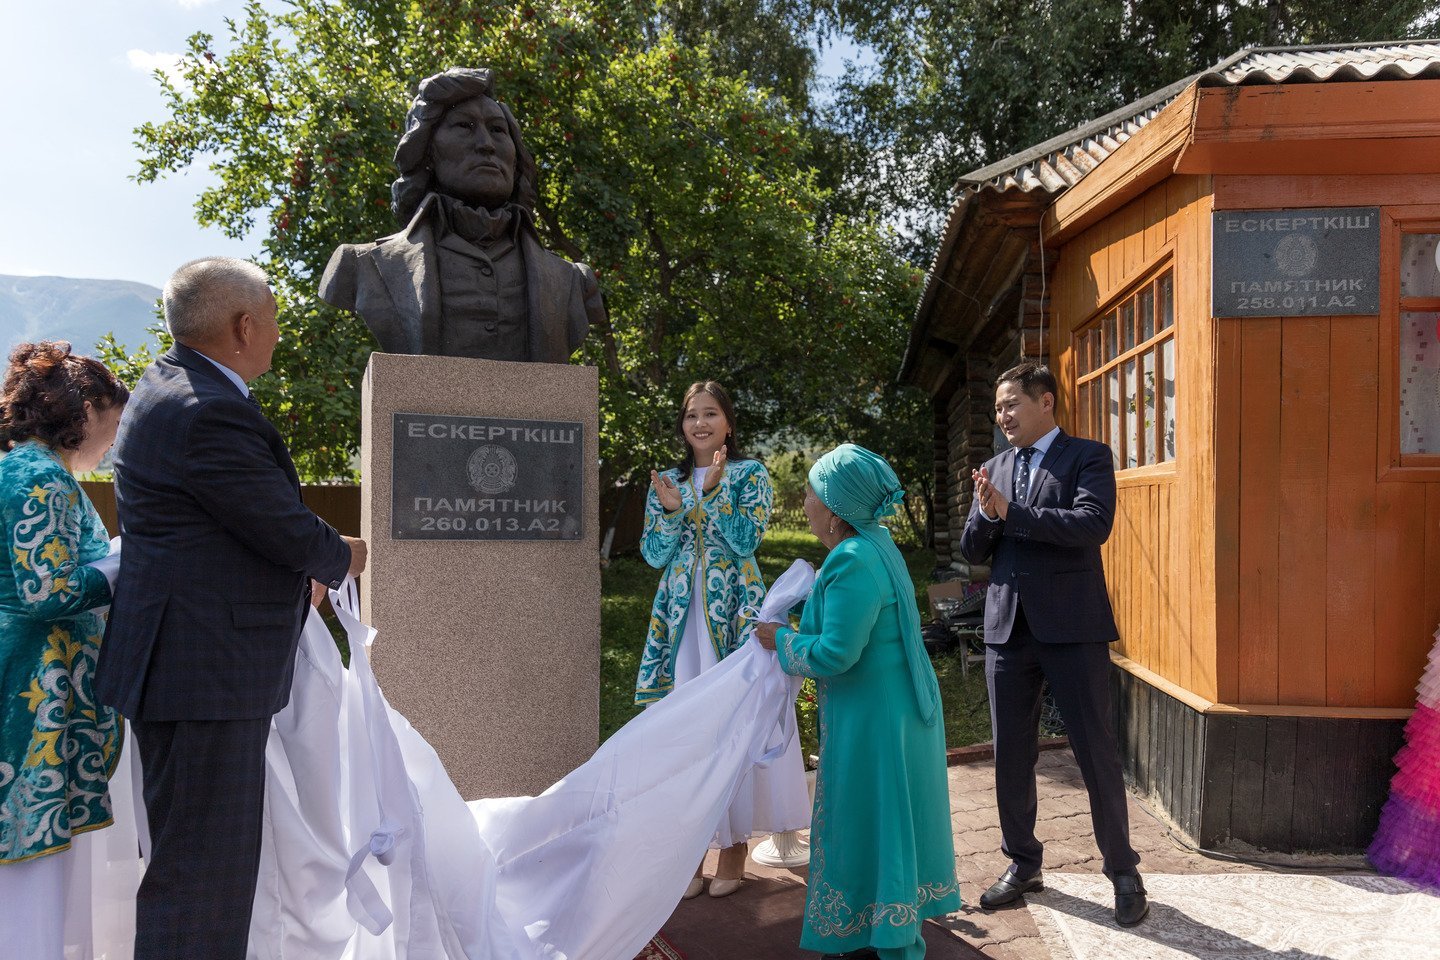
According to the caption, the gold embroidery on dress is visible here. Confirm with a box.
[804,681,958,939]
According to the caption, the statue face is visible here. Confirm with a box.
[430,96,517,208]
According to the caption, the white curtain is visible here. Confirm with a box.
[79,558,816,960]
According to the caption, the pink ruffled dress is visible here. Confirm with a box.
[1369,625,1440,889]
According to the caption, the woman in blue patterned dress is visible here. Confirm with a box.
[0,342,128,954]
[636,380,774,898]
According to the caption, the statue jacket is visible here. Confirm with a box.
[634,459,772,705]
[319,193,604,362]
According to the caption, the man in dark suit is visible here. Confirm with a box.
[95,257,367,959]
[960,361,1147,927]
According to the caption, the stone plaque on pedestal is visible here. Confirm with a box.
[361,352,600,799]
[390,413,584,541]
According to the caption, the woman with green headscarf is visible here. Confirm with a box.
[756,444,959,960]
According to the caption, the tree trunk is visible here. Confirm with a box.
[919,477,935,549]
[901,490,924,546]
[601,480,635,562]
[1264,0,1286,45]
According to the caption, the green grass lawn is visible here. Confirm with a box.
[600,529,992,754]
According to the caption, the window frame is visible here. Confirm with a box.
[1380,206,1440,480]
[1072,258,1178,474]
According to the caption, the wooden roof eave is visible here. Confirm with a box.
[1041,84,1200,247]
[900,194,979,388]
[1174,79,1440,175]
[903,195,1046,396]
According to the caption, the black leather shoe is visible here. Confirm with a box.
[979,866,1044,909]
[821,951,879,960]
[1113,872,1149,927]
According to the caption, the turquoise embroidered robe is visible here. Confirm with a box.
[634,458,772,704]
[0,441,119,864]
[776,536,960,954]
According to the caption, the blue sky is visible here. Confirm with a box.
[0,0,258,288]
[0,2,861,290]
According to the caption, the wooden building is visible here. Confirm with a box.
[902,41,1440,852]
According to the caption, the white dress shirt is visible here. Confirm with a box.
[981,425,1061,522]
[192,349,250,398]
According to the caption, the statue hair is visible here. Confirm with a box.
[391,67,539,227]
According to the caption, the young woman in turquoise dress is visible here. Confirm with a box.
[0,342,129,954]
[636,380,775,898]
[757,444,960,960]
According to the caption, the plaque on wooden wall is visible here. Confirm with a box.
[391,412,584,540]
[1212,207,1380,318]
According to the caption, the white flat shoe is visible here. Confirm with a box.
[682,877,705,900]
[707,877,744,898]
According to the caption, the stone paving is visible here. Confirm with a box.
[665,745,1372,959]
[939,747,1271,960]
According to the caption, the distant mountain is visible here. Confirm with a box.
[0,275,164,358]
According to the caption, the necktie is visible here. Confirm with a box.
[1014,447,1038,504]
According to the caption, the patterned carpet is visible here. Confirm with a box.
[1028,872,1440,960]
[635,932,686,960]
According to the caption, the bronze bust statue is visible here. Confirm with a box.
[320,67,604,362]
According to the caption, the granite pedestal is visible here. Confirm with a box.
[361,352,600,799]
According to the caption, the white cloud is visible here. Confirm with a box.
[126,49,190,90]
[175,0,219,8]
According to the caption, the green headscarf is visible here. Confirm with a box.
[809,443,939,726]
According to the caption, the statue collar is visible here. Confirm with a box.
[431,194,525,246]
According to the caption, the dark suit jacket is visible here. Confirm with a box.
[958,431,1119,645]
[95,344,351,721]
[318,193,604,361]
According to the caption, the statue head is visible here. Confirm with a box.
[391,67,538,225]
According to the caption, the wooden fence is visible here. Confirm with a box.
[79,480,926,553]
[81,481,362,538]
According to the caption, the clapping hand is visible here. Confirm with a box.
[701,447,728,494]
[650,470,683,512]
[971,467,1009,520]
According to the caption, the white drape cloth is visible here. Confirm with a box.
[667,475,812,848]
[2,713,145,960]
[672,467,715,688]
[68,559,816,960]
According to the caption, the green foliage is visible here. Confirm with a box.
[127,0,925,487]
[825,0,1440,259]
[659,0,827,112]
[764,448,811,530]
[95,326,168,391]
[126,0,1422,494]
[599,525,989,754]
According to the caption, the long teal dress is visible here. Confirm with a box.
[0,441,119,865]
[776,535,960,958]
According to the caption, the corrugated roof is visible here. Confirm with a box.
[903,39,1440,386]
[961,40,1440,197]
[1204,40,1440,86]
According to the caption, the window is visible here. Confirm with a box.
[1398,231,1440,458]
[1074,268,1176,469]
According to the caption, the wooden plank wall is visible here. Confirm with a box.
[1201,712,1405,852]
[1113,665,1405,852]
[1112,665,1206,842]
[938,342,1024,572]
[1050,175,1220,701]
[1213,175,1440,709]
[81,481,362,538]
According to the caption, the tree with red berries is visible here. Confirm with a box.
[118,0,927,505]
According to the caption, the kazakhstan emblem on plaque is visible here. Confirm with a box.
[1273,233,1318,277]
[467,444,518,495]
